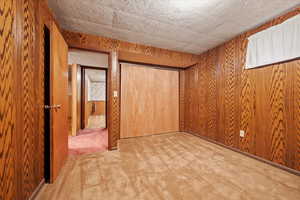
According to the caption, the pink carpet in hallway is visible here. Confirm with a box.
[68,128,108,156]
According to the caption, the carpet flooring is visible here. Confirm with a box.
[37,132,300,200]
[68,128,108,156]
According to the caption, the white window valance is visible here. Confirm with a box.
[246,14,300,69]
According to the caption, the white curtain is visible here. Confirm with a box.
[246,14,300,69]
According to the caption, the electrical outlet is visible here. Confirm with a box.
[113,91,118,97]
[240,130,245,138]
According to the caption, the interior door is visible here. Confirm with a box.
[120,63,179,138]
[50,22,69,182]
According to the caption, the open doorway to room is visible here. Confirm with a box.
[81,67,107,130]
[67,49,109,156]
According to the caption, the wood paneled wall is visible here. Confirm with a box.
[84,72,89,128]
[84,102,92,128]
[0,0,59,199]
[20,0,40,199]
[0,0,17,199]
[107,52,120,149]
[93,101,106,115]
[183,8,300,171]
[62,30,199,68]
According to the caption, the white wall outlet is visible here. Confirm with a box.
[113,91,118,97]
[240,130,245,138]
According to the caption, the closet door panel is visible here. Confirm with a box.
[121,63,179,138]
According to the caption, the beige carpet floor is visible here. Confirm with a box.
[36,132,300,200]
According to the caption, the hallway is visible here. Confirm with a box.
[69,128,108,156]
[37,133,300,200]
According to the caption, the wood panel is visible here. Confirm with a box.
[206,50,218,140]
[107,51,120,149]
[222,39,239,148]
[84,102,92,128]
[37,4,45,186]
[1,0,59,199]
[294,59,300,170]
[83,72,89,128]
[179,70,186,131]
[0,0,17,199]
[51,21,69,182]
[183,7,300,171]
[21,0,39,198]
[238,34,255,154]
[121,63,179,138]
[70,64,77,136]
[152,67,179,134]
[93,101,106,115]
[84,101,93,127]
[197,54,208,137]
[62,30,199,68]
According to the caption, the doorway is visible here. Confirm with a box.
[68,62,108,156]
[43,25,51,182]
[81,67,107,130]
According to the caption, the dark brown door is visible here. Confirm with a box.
[50,22,69,182]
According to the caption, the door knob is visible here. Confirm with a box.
[44,104,62,110]
[53,104,61,109]
[44,105,51,109]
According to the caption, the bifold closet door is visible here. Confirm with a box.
[121,63,179,138]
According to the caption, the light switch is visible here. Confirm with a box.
[240,130,245,138]
[113,91,118,97]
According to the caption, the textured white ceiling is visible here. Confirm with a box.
[48,0,300,54]
[86,69,106,82]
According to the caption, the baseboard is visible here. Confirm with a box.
[184,131,300,177]
[109,146,118,151]
[114,131,179,150]
[29,179,45,200]
[120,131,178,140]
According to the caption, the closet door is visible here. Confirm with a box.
[120,63,179,138]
